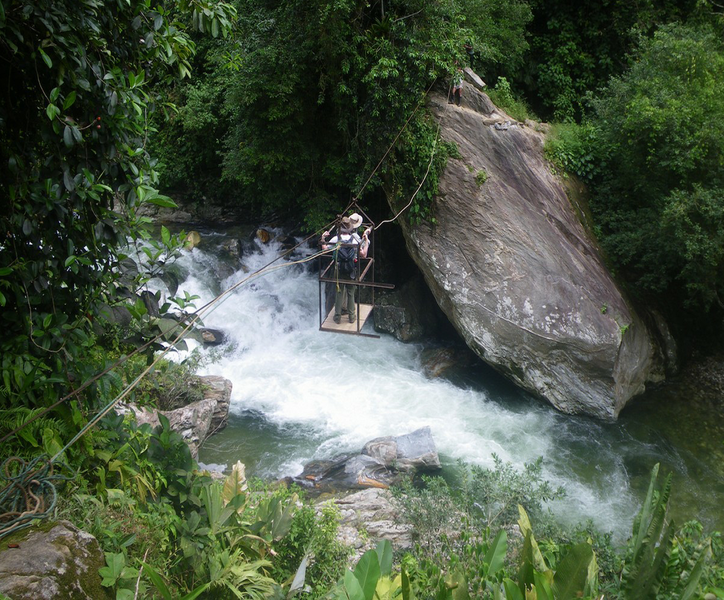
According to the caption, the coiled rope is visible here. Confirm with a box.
[0,456,74,539]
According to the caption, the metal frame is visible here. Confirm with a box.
[318,205,394,337]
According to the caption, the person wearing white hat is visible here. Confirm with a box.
[321,213,371,323]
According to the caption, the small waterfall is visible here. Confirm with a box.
[161,228,723,540]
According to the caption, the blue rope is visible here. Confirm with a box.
[0,456,74,540]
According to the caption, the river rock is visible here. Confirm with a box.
[362,426,441,472]
[219,237,243,259]
[330,488,412,559]
[394,86,667,420]
[185,230,202,249]
[124,375,232,456]
[201,327,226,346]
[0,520,111,600]
[420,345,477,379]
[202,375,232,434]
[256,228,272,243]
[295,428,441,491]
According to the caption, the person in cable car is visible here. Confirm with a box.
[321,213,370,323]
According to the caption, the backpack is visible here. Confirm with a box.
[335,244,357,278]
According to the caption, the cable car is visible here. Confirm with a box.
[318,205,394,337]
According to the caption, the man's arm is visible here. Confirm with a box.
[359,228,371,258]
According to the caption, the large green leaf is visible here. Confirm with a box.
[222,460,247,505]
[502,578,525,600]
[534,571,554,600]
[484,528,508,577]
[98,552,125,587]
[375,539,393,577]
[401,565,414,600]
[352,549,381,600]
[551,543,594,600]
[632,463,660,555]
[141,562,172,600]
[344,569,367,600]
[679,542,711,600]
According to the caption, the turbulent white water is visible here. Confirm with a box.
[159,229,722,540]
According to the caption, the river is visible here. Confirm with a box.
[161,227,724,542]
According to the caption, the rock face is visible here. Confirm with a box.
[0,521,111,600]
[396,84,666,420]
[126,374,231,456]
[332,489,412,558]
[373,275,443,341]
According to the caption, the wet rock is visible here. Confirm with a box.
[295,428,441,491]
[374,275,442,342]
[219,238,243,260]
[201,328,226,346]
[256,228,272,244]
[129,399,215,457]
[185,230,202,249]
[395,87,666,420]
[420,345,478,379]
[201,375,232,434]
[0,520,111,600]
[363,427,441,472]
[329,488,412,560]
[276,234,298,250]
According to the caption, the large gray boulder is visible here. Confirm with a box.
[0,521,111,600]
[395,86,668,420]
[374,275,442,341]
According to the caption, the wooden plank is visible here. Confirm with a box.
[320,303,374,334]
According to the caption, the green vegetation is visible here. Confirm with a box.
[326,462,724,599]
[486,77,534,122]
[151,0,532,228]
[546,23,724,340]
[3,0,724,597]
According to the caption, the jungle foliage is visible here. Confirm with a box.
[327,462,724,599]
[521,0,702,122]
[151,0,532,227]
[546,24,724,339]
[0,0,235,415]
[4,0,724,597]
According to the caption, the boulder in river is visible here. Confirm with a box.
[394,83,669,420]
[373,274,443,342]
[294,427,441,491]
[201,327,226,346]
[185,230,202,249]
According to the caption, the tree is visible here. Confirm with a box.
[152,0,531,225]
[0,0,235,408]
[586,24,724,335]
[522,0,700,121]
